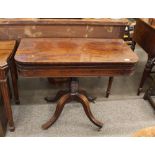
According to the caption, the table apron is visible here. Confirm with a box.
[16,67,135,77]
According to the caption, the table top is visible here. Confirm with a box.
[0,18,129,26]
[0,40,16,68]
[15,38,138,66]
[141,18,155,29]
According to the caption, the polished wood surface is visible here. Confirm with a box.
[0,41,16,67]
[15,38,138,129]
[15,38,138,64]
[0,18,129,25]
[0,18,128,40]
[15,38,138,78]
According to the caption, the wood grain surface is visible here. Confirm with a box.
[0,40,16,68]
[15,38,138,65]
[0,18,128,26]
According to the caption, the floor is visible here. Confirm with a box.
[6,45,155,136]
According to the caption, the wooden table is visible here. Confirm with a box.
[15,38,138,129]
[0,18,128,41]
[131,19,155,95]
[0,41,19,132]
[136,19,155,109]
[0,18,128,97]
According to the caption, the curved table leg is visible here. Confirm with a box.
[79,89,97,103]
[75,94,103,128]
[45,90,68,103]
[42,77,103,129]
[42,93,70,129]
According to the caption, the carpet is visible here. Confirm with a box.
[6,98,155,137]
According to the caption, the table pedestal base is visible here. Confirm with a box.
[42,77,103,129]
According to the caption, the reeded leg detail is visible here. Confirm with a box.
[106,76,114,98]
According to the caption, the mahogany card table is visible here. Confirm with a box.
[0,18,129,98]
[15,38,138,129]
